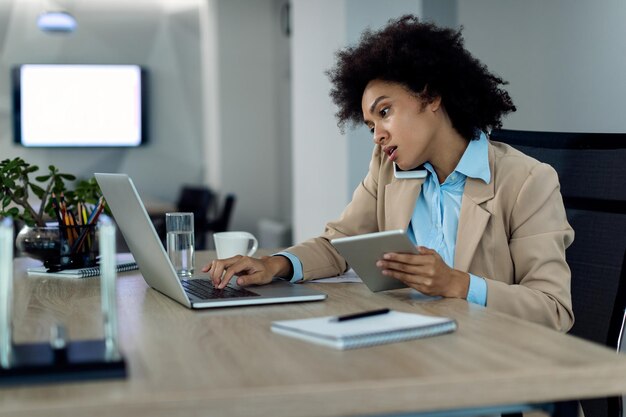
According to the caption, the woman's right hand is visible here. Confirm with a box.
[201,255,292,289]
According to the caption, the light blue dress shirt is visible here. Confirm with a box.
[406,132,490,305]
[278,132,490,306]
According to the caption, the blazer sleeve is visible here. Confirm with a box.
[485,162,575,332]
[285,146,384,280]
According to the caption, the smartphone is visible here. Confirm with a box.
[393,163,427,179]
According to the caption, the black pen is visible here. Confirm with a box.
[333,308,391,322]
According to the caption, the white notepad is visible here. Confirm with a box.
[271,310,457,350]
[27,253,137,279]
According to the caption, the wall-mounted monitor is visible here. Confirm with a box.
[12,64,148,147]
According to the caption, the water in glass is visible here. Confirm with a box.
[167,230,194,278]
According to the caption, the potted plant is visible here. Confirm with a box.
[0,157,105,269]
[0,157,102,227]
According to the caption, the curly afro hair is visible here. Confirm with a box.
[327,15,516,140]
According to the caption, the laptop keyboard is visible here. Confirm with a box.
[181,279,260,300]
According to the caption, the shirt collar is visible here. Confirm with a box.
[454,131,491,184]
[422,131,491,185]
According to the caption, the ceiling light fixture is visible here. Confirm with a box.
[37,11,77,33]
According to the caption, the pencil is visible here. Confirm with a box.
[80,202,92,249]
[86,197,104,224]
[75,203,82,226]
[81,203,88,225]
[64,212,74,245]
[72,199,106,253]
[59,192,67,220]
[89,200,105,225]
[50,194,64,226]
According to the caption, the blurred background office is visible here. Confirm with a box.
[0,0,625,248]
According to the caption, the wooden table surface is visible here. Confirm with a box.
[3,252,626,417]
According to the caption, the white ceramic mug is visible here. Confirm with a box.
[213,231,258,259]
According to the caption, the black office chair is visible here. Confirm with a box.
[618,305,626,417]
[178,189,236,250]
[206,193,236,235]
[177,186,216,250]
[490,129,626,417]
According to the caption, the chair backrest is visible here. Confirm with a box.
[616,262,626,417]
[177,186,215,219]
[207,194,236,234]
[177,186,215,250]
[490,129,626,417]
[617,304,626,353]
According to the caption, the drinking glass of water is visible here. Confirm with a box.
[165,212,195,278]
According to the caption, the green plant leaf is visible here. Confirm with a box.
[59,174,76,181]
[35,175,51,182]
[52,178,65,192]
[7,207,20,218]
[21,210,35,226]
[30,183,45,198]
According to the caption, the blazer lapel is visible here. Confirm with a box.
[454,144,496,271]
[384,178,424,230]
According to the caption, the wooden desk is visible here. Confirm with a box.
[4,252,626,417]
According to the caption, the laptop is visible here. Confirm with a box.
[95,173,327,309]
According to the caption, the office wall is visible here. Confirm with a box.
[291,0,422,242]
[290,0,347,243]
[212,0,291,235]
[0,0,208,202]
[0,0,293,239]
[457,0,626,132]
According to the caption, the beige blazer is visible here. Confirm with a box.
[287,140,575,332]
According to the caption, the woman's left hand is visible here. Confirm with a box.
[376,246,470,298]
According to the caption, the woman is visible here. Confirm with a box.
[203,15,574,331]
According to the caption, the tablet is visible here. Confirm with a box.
[330,229,418,292]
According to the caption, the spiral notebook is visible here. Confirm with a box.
[27,253,138,278]
[271,310,457,350]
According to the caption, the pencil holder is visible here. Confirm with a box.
[16,224,98,272]
[52,224,99,272]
